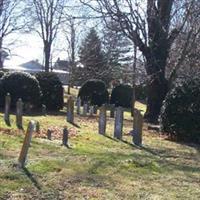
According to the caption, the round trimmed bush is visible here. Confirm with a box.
[35,72,64,111]
[110,84,133,108]
[78,79,109,106]
[160,77,200,143]
[1,71,41,108]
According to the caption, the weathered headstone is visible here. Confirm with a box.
[83,103,88,116]
[76,97,81,115]
[18,121,35,167]
[36,121,40,133]
[89,105,94,116]
[16,98,23,129]
[42,104,47,116]
[110,104,115,118]
[4,93,11,126]
[133,109,143,146]
[99,105,107,135]
[114,107,124,140]
[62,127,69,147]
[67,96,74,123]
[47,129,52,140]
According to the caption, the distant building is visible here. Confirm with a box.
[54,58,70,71]
[3,59,69,85]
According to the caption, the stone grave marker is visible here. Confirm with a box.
[18,121,35,167]
[76,97,81,115]
[62,127,69,147]
[133,109,143,146]
[114,107,124,140]
[99,105,107,135]
[67,96,74,123]
[4,93,11,126]
[16,98,23,129]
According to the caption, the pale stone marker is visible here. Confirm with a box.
[62,127,69,147]
[16,98,23,129]
[99,105,107,135]
[67,96,74,123]
[114,107,124,140]
[133,109,143,146]
[18,121,35,167]
[83,103,88,116]
[4,93,11,126]
[76,97,81,115]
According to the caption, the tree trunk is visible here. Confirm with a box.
[0,39,3,69]
[44,42,51,72]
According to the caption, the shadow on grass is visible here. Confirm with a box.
[68,122,81,128]
[22,167,41,190]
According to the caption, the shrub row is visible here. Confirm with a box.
[0,71,63,111]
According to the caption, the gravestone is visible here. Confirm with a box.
[133,109,143,146]
[18,121,35,167]
[114,107,124,140]
[110,104,115,118]
[42,104,47,116]
[67,96,74,123]
[76,97,81,115]
[62,127,69,147]
[36,121,40,133]
[47,129,52,140]
[83,103,88,116]
[89,105,94,116]
[93,106,98,114]
[99,105,107,135]
[4,93,11,126]
[16,98,23,129]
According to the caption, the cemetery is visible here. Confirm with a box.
[0,1,200,199]
[0,71,200,199]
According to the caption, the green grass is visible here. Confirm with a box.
[0,106,200,199]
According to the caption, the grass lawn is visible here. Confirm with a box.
[0,97,200,199]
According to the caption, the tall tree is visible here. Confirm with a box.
[27,0,66,72]
[80,0,198,123]
[0,0,24,68]
[79,28,109,84]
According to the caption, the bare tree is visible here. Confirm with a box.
[80,0,198,123]
[0,0,25,68]
[27,0,66,72]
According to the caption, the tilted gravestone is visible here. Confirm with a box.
[18,121,36,167]
[83,103,88,116]
[110,104,115,118]
[133,109,143,146]
[76,97,81,115]
[67,96,74,123]
[4,93,11,126]
[114,107,124,140]
[16,98,23,129]
[62,127,69,147]
[99,105,107,135]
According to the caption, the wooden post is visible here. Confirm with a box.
[114,107,124,140]
[16,98,23,129]
[62,127,69,147]
[133,109,143,146]
[47,129,52,140]
[76,97,81,115]
[18,121,36,167]
[99,105,107,135]
[4,93,11,126]
[67,96,74,123]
